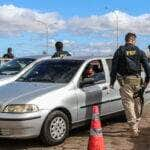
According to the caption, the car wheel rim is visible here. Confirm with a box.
[50,116,67,140]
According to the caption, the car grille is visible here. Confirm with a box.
[0,128,11,136]
[0,105,2,112]
[0,105,3,112]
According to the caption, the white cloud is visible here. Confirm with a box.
[0,5,65,36]
[48,39,115,56]
[0,5,149,39]
[67,11,150,36]
[0,5,149,56]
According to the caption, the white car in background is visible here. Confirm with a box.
[0,55,48,87]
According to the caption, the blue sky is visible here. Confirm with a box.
[0,0,149,16]
[0,0,150,57]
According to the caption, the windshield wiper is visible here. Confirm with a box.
[33,78,55,83]
[17,76,56,83]
[16,76,35,82]
[17,77,55,83]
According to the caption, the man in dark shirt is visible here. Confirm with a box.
[110,32,150,137]
[3,47,14,59]
[52,41,71,58]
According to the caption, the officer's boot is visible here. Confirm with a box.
[131,124,139,137]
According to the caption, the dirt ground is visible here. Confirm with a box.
[0,103,149,150]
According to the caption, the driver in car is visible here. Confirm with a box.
[84,65,98,82]
[85,65,95,78]
[83,61,105,83]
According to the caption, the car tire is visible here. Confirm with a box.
[40,110,70,146]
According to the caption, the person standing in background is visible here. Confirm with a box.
[52,41,71,58]
[3,47,14,59]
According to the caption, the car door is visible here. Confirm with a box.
[75,59,110,121]
[90,58,123,116]
[105,58,123,113]
[78,83,102,120]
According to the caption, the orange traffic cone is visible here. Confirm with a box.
[88,105,105,150]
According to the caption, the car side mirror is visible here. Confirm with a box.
[80,77,95,88]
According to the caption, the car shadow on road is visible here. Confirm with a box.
[70,114,127,138]
[0,138,44,150]
[128,127,150,150]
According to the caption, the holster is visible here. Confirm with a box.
[117,76,125,86]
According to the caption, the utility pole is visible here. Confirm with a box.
[35,20,49,54]
[104,6,119,49]
[114,11,119,49]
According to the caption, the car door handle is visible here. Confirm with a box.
[102,86,111,94]
[102,86,108,90]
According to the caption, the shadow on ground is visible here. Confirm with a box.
[0,138,42,150]
[71,113,126,137]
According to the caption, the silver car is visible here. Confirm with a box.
[0,56,149,145]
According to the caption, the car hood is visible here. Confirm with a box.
[0,81,65,105]
[0,75,12,80]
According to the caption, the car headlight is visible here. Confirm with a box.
[3,104,39,113]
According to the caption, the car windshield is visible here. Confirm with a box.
[17,59,84,83]
[0,58,35,75]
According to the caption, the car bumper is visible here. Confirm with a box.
[0,110,49,139]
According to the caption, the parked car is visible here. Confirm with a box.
[0,58,12,66]
[0,55,48,86]
[0,56,149,145]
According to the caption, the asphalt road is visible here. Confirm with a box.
[0,103,149,150]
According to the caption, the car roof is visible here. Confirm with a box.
[13,54,112,61]
[15,54,50,60]
[51,55,112,61]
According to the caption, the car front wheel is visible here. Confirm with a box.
[41,110,70,146]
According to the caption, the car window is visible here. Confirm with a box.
[81,60,106,84]
[0,58,35,75]
[17,59,84,83]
